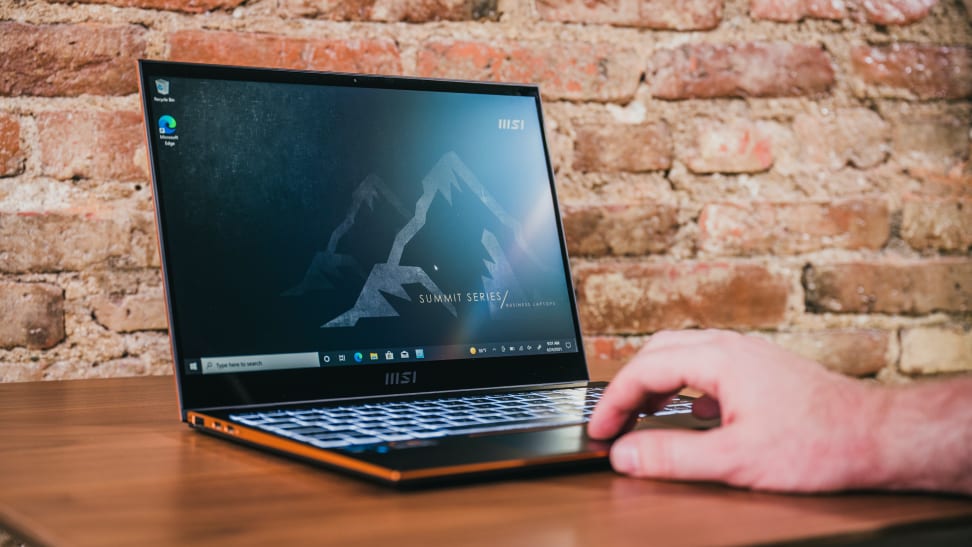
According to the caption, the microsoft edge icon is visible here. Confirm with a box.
[353,352,363,363]
[158,115,177,135]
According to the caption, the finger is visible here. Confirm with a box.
[692,394,721,420]
[586,389,681,439]
[588,342,733,439]
[610,428,737,483]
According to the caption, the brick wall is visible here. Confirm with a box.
[0,0,969,382]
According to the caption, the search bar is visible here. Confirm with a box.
[200,352,320,375]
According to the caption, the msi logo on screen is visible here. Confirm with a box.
[498,118,524,130]
[385,371,417,385]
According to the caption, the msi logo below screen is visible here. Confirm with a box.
[385,371,417,385]
[497,118,524,130]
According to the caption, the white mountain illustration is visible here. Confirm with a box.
[323,264,457,327]
[321,151,536,328]
[386,151,539,267]
[284,174,409,295]
[481,229,527,318]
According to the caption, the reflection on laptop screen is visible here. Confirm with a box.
[147,74,579,376]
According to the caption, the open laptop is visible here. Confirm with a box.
[138,60,702,487]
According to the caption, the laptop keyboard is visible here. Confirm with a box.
[229,387,693,449]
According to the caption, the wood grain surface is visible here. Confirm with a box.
[1,376,970,547]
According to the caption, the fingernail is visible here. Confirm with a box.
[611,441,639,474]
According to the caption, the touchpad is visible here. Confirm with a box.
[481,425,610,457]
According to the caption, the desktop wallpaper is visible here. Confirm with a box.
[149,77,577,360]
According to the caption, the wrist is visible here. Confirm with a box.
[861,378,972,495]
[834,380,896,491]
[849,381,899,490]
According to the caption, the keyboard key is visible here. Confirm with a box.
[408,430,446,439]
[345,436,383,445]
[310,438,351,448]
[287,426,330,435]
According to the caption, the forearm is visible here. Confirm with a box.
[866,376,972,495]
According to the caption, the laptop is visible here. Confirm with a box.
[138,60,703,487]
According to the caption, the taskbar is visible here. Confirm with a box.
[183,339,578,375]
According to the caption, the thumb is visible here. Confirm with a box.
[610,429,736,483]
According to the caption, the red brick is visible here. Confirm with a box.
[0,23,146,97]
[50,0,245,12]
[751,0,937,24]
[0,113,24,176]
[858,0,938,25]
[892,112,969,174]
[792,108,889,170]
[0,282,65,350]
[852,44,972,100]
[280,0,499,21]
[901,196,972,252]
[900,326,972,374]
[574,261,793,334]
[749,0,938,25]
[168,31,402,75]
[41,355,172,380]
[573,122,672,173]
[759,329,893,376]
[416,40,640,102]
[0,210,157,273]
[91,290,168,333]
[562,202,679,257]
[649,42,834,100]
[584,335,645,380]
[682,118,774,174]
[804,258,972,314]
[750,0,845,21]
[0,363,45,382]
[537,0,723,30]
[906,168,972,197]
[700,199,890,255]
[37,111,146,181]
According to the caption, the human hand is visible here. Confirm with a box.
[588,329,888,493]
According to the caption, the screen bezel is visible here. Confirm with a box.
[138,60,589,415]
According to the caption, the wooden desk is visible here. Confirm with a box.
[1,377,970,546]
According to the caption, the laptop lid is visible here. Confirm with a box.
[138,61,588,414]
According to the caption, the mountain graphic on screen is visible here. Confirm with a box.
[481,229,527,318]
[323,263,458,327]
[322,151,537,328]
[283,174,409,295]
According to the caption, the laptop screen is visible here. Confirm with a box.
[140,61,587,411]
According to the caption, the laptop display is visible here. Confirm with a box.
[141,62,588,412]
